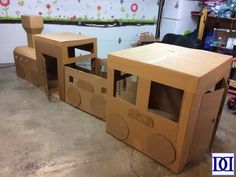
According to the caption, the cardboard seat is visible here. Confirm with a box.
[106,43,232,173]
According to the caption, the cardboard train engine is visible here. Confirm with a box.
[13,15,232,173]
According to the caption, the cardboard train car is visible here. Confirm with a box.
[13,15,232,173]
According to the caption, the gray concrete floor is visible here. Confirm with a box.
[0,66,235,177]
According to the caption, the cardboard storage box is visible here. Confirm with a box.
[106,43,232,173]
[34,32,97,101]
[65,58,107,120]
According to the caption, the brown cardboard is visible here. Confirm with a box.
[14,15,44,86]
[13,46,39,86]
[106,43,232,173]
[65,58,107,120]
[131,32,157,47]
[21,15,44,48]
[34,32,97,101]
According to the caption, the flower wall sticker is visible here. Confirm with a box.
[0,0,10,17]
[97,5,101,19]
[131,3,138,12]
[0,0,158,26]
[46,3,52,18]
[131,3,138,19]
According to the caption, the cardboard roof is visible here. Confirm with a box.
[108,43,232,78]
[35,32,96,43]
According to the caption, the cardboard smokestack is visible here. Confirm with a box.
[21,15,44,48]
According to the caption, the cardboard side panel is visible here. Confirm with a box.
[14,51,39,86]
[65,66,107,120]
[188,88,225,161]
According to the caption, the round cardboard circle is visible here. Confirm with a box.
[67,86,81,107]
[146,134,176,165]
[107,114,129,140]
[90,95,106,118]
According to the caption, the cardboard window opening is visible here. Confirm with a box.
[113,70,138,105]
[68,43,94,58]
[42,54,59,99]
[148,81,184,122]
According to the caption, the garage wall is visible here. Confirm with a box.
[0,24,156,63]
[0,0,158,63]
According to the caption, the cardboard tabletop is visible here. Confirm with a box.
[109,43,232,77]
[35,32,95,43]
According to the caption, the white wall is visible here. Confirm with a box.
[0,24,156,63]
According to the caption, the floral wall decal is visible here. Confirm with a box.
[96,5,101,19]
[0,0,10,17]
[46,3,52,18]
[0,0,158,25]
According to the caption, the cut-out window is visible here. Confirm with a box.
[69,76,74,83]
[101,87,107,94]
[67,43,93,58]
[148,81,183,122]
[113,70,138,105]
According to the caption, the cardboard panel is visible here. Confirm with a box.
[65,65,107,120]
[90,95,106,118]
[14,52,39,86]
[188,88,225,161]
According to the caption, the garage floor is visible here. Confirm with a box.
[0,66,235,177]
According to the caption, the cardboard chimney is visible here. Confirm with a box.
[106,43,232,173]
[13,15,44,86]
[21,15,44,48]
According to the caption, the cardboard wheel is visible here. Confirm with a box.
[90,95,106,118]
[67,86,81,107]
[107,114,129,140]
[147,134,176,165]
[17,62,25,79]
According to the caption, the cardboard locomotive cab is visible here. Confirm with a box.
[106,43,232,173]
[34,32,97,101]
[34,32,107,119]
[14,15,44,86]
